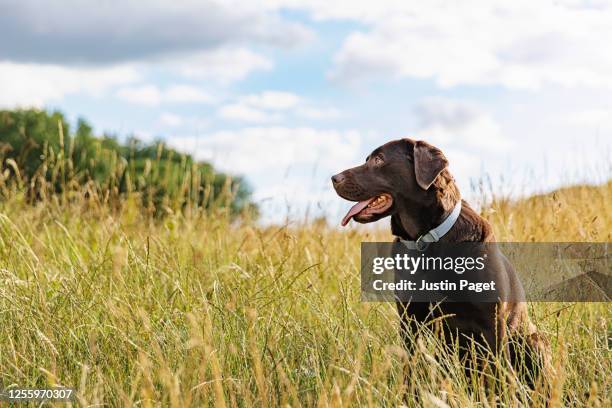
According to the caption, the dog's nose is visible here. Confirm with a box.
[331,173,345,185]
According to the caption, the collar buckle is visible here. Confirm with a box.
[396,200,462,250]
[415,235,429,251]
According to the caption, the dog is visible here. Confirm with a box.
[331,138,550,387]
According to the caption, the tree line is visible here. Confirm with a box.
[0,109,255,217]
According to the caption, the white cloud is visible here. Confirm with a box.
[167,127,362,174]
[291,0,612,89]
[0,62,140,108]
[116,85,161,106]
[218,90,341,123]
[0,50,263,109]
[164,85,213,104]
[240,91,301,110]
[116,84,214,106]
[296,106,341,120]
[413,98,511,152]
[566,108,612,132]
[172,48,273,83]
[217,104,281,123]
[167,126,363,225]
[216,91,301,123]
[156,113,210,130]
[158,112,184,127]
[1,2,301,91]
[1,1,312,64]
[253,179,343,224]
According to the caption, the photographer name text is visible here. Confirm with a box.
[372,279,496,292]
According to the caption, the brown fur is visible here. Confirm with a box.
[332,138,551,387]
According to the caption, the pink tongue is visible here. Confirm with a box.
[341,198,375,226]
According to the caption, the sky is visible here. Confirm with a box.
[1,0,611,224]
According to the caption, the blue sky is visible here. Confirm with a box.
[1,0,611,223]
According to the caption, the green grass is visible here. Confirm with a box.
[0,180,610,406]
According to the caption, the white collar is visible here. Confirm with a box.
[398,200,462,250]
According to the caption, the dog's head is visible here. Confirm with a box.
[331,138,453,226]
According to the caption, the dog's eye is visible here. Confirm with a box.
[372,155,384,166]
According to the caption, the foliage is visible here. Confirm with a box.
[0,109,255,217]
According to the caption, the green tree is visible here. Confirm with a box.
[0,109,256,217]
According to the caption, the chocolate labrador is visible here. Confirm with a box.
[332,138,550,384]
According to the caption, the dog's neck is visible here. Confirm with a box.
[392,172,461,240]
[391,201,459,240]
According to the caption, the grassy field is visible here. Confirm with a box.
[0,178,610,406]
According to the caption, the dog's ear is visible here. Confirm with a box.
[414,140,448,190]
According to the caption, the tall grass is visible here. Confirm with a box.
[0,151,610,406]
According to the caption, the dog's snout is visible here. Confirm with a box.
[331,173,346,185]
